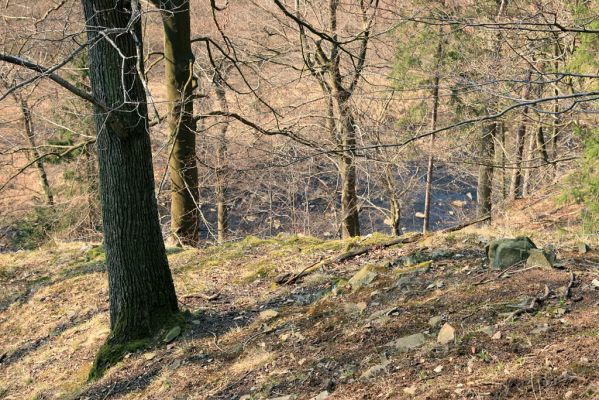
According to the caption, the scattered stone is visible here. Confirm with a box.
[348,265,378,292]
[429,316,444,329]
[311,391,329,400]
[433,365,444,373]
[437,323,455,345]
[258,309,279,321]
[168,359,182,370]
[555,308,567,317]
[526,249,554,269]
[592,279,599,289]
[360,361,391,380]
[144,352,156,360]
[403,385,417,395]
[479,326,494,337]
[578,243,590,254]
[357,302,368,313]
[164,325,181,343]
[486,237,536,269]
[531,324,550,335]
[387,333,427,352]
[565,390,573,399]
[269,396,296,400]
[491,331,502,340]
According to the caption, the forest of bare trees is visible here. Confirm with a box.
[2,1,597,247]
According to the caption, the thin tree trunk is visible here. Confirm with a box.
[522,132,535,197]
[152,0,200,246]
[551,40,560,179]
[508,71,533,200]
[477,123,496,218]
[423,73,440,233]
[536,125,549,166]
[383,164,401,235]
[423,24,444,233]
[82,0,178,377]
[335,93,360,237]
[499,121,507,198]
[214,72,229,244]
[476,0,506,220]
[18,98,54,206]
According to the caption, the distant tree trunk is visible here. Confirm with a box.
[477,123,496,218]
[18,98,54,206]
[423,73,440,233]
[498,122,507,198]
[522,132,535,197]
[423,25,443,233]
[214,72,229,244]
[152,0,200,246]
[551,40,561,180]
[82,0,178,376]
[508,71,533,200]
[476,0,506,220]
[536,125,550,168]
[383,164,401,235]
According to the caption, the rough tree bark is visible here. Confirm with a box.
[335,91,360,237]
[82,0,179,378]
[151,0,200,246]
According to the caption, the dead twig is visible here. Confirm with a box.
[209,331,224,352]
[503,285,551,322]
[283,257,324,285]
[184,291,221,301]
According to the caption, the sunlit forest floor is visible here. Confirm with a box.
[0,193,598,399]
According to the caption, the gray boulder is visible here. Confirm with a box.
[486,236,537,269]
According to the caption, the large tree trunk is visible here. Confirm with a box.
[19,98,54,206]
[477,123,496,218]
[82,0,178,377]
[152,0,200,246]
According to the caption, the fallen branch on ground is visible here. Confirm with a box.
[283,215,490,285]
[183,292,221,301]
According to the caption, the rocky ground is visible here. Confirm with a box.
[0,197,598,400]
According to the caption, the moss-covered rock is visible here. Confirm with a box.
[486,236,537,269]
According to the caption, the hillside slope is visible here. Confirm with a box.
[0,196,598,400]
